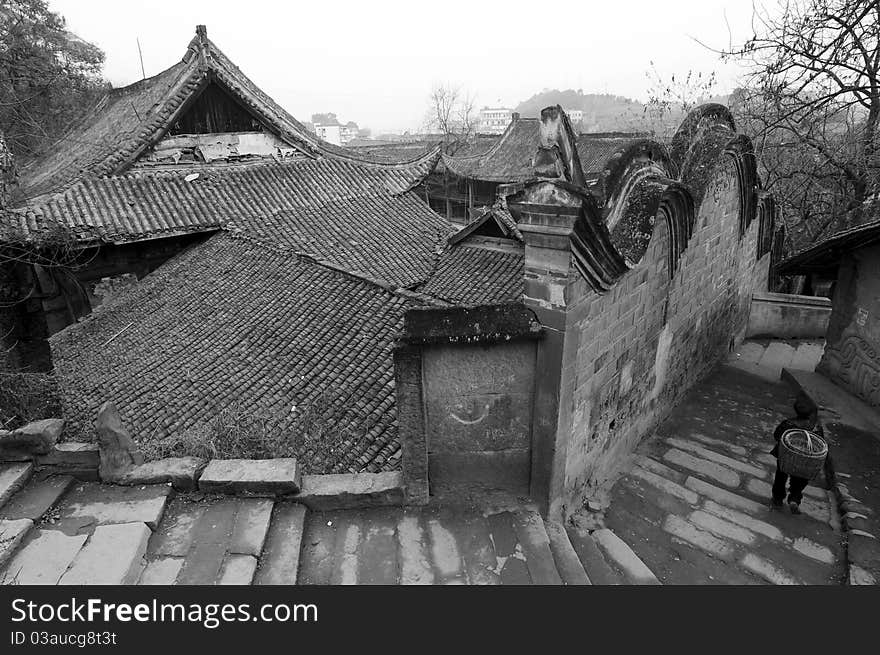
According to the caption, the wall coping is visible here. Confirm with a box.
[2,443,408,509]
[400,303,543,346]
[751,291,832,308]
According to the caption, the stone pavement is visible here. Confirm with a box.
[0,468,580,584]
[783,369,880,585]
[729,338,824,383]
[296,498,567,585]
[585,362,845,585]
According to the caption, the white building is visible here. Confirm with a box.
[478,107,514,135]
[315,122,359,146]
[315,124,343,146]
[568,109,584,123]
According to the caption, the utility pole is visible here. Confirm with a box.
[136,38,146,79]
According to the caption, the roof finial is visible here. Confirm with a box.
[194,25,209,66]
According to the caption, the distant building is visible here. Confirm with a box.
[478,107,514,135]
[314,119,359,146]
[315,123,343,145]
[568,109,584,123]
[341,121,359,144]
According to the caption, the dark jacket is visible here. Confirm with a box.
[771,416,824,457]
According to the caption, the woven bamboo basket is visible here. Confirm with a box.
[778,428,827,479]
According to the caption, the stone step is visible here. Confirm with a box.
[789,344,823,371]
[356,508,401,585]
[0,474,74,522]
[139,557,184,585]
[544,519,590,585]
[484,511,529,585]
[174,498,239,585]
[758,341,796,371]
[396,510,434,585]
[664,438,768,479]
[54,481,172,532]
[564,524,623,585]
[230,498,274,556]
[0,528,88,584]
[36,443,100,480]
[218,554,259,584]
[663,448,741,488]
[253,502,308,584]
[59,522,151,585]
[510,508,563,585]
[0,518,33,570]
[199,459,301,496]
[592,528,661,585]
[0,463,33,510]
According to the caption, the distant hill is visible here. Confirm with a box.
[514,89,730,136]
[514,90,645,132]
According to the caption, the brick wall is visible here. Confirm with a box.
[552,158,765,514]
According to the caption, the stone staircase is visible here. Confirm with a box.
[0,462,663,585]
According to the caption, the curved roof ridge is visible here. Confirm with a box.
[443,116,539,166]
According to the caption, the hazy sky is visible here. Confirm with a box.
[50,0,766,134]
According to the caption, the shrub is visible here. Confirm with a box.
[0,366,61,429]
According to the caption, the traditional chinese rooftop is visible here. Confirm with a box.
[440,117,650,185]
[13,26,437,206]
[0,27,474,473]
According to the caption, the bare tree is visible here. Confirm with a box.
[639,65,718,139]
[719,0,880,249]
[423,83,477,154]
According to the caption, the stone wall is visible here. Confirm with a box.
[394,304,543,502]
[818,242,880,407]
[552,158,765,514]
[746,291,831,339]
[422,340,536,494]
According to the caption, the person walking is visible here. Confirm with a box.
[770,395,823,515]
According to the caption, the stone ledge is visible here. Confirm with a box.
[295,471,404,510]
[198,458,301,496]
[118,457,207,491]
[401,303,543,346]
[35,442,100,481]
[751,291,832,308]
[0,419,65,461]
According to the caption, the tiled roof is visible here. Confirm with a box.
[777,200,880,273]
[420,243,524,305]
[17,61,192,202]
[16,26,439,203]
[440,118,646,183]
[577,133,651,178]
[35,149,461,474]
[441,119,541,182]
[450,202,523,244]
[348,142,440,162]
[50,233,411,473]
[4,158,446,288]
